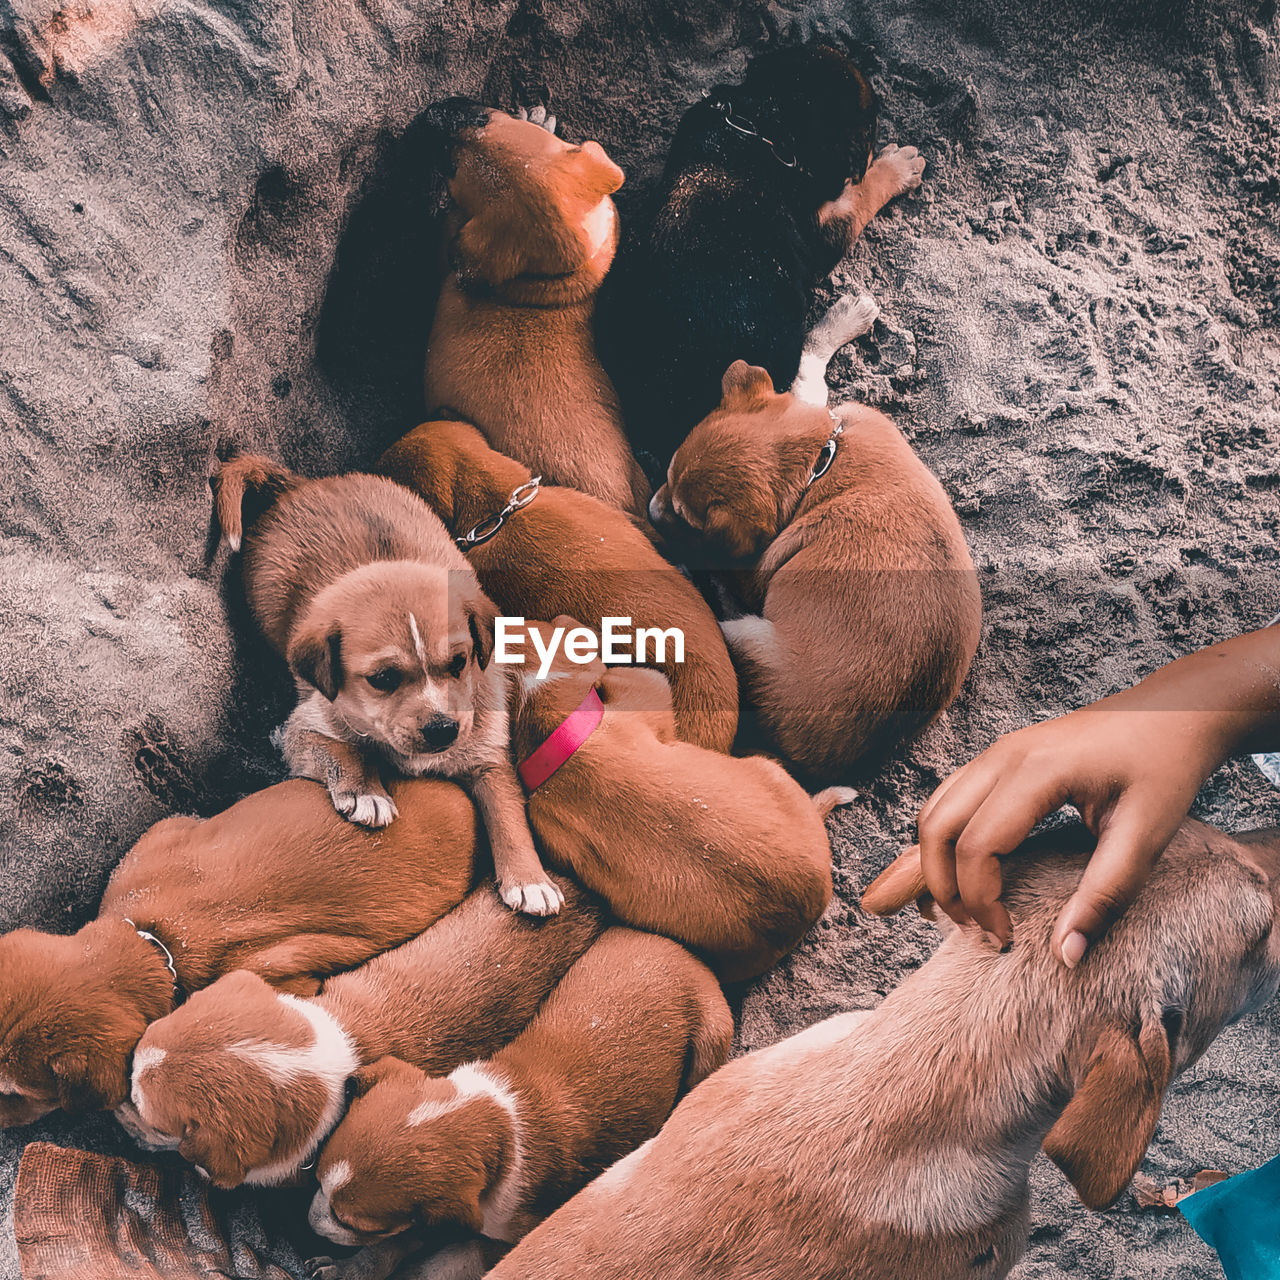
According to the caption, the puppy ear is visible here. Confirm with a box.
[348,1056,403,1099]
[467,593,498,670]
[290,619,343,701]
[49,1049,126,1113]
[179,1119,251,1190]
[703,503,762,561]
[721,361,775,403]
[566,141,625,197]
[1043,1010,1178,1209]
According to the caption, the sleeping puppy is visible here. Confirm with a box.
[0,777,476,1128]
[305,928,732,1280]
[377,419,738,752]
[422,99,650,518]
[487,822,1280,1280]
[649,363,981,780]
[213,454,561,915]
[605,42,925,460]
[508,618,841,982]
[117,878,603,1189]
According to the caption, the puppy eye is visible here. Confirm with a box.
[448,653,467,678]
[367,668,403,693]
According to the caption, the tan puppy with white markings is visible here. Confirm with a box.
[488,821,1280,1280]
[650,365,982,780]
[0,777,476,1128]
[213,455,560,914]
[305,928,732,1280]
[118,878,603,1188]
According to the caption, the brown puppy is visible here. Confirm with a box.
[305,928,731,1280]
[377,419,738,752]
[422,99,650,517]
[508,619,840,983]
[213,455,560,915]
[488,821,1280,1280]
[0,777,476,1128]
[118,877,603,1189]
[650,363,982,779]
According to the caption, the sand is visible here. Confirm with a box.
[0,0,1276,1275]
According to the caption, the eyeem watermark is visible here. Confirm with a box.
[495,617,685,680]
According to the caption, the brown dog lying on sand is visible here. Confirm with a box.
[377,419,738,752]
[117,878,603,1189]
[421,99,650,518]
[507,619,845,982]
[213,455,561,915]
[650,362,982,779]
[0,777,476,1128]
[305,928,732,1280]
[488,820,1280,1280]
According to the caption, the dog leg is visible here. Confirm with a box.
[813,786,859,818]
[817,143,926,255]
[306,1235,421,1280]
[276,705,399,829]
[471,763,565,916]
[791,293,880,406]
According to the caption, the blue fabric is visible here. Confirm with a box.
[1180,1155,1280,1279]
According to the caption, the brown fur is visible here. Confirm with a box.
[306,929,731,1280]
[0,777,477,1127]
[650,363,982,779]
[508,619,835,982]
[377,419,738,752]
[212,455,560,914]
[423,109,650,517]
[119,877,605,1188]
[488,821,1280,1280]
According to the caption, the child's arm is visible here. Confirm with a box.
[917,625,1280,967]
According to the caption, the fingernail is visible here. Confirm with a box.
[1061,931,1087,969]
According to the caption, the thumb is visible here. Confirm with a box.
[1051,797,1179,968]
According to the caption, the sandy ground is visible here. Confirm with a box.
[0,0,1276,1275]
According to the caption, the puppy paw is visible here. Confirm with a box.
[808,292,879,353]
[331,787,399,829]
[304,1259,339,1280]
[873,143,926,196]
[814,785,859,818]
[516,104,557,134]
[500,879,565,916]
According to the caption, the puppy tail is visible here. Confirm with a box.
[792,293,880,406]
[861,845,929,916]
[210,454,297,553]
[813,785,858,819]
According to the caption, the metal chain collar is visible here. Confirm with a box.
[455,476,542,550]
[806,412,845,489]
[709,96,799,170]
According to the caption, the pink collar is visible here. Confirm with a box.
[518,688,604,791]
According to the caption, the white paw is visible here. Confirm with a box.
[817,292,879,346]
[816,786,859,809]
[874,143,926,195]
[304,1259,339,1280]
[500,879,565,916]
[332,789,398,828]
[516,104,557,134]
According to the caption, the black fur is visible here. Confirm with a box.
[603,45,878,466]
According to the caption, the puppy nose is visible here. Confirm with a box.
[419,715,460,750]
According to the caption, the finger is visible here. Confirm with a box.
[1051,795,1177,967]
[916,760,1002,928]
[950,771,1069,944]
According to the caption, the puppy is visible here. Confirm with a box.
[508,619,840,982]
[650,364,981,780]
[0,777,476,1128]
[306,928,732,1280]
[118,877,603,1189]
[488,821,1280,1280]
[213,455,561,915]
[377,419,738,752]
[604,42,925,458]
[421,99,650,517]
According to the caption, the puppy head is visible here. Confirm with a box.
[0,919,173,1125]
[288,561,499,767]
[736,44,878,194]
[309,1058,510,1245]
[997,826,1280,1209]
[424,98,624,292]
[650,362,829,560]
[376,420,530,534]
[118,970,357,1188]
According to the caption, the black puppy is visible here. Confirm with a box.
[604,44,923,464]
